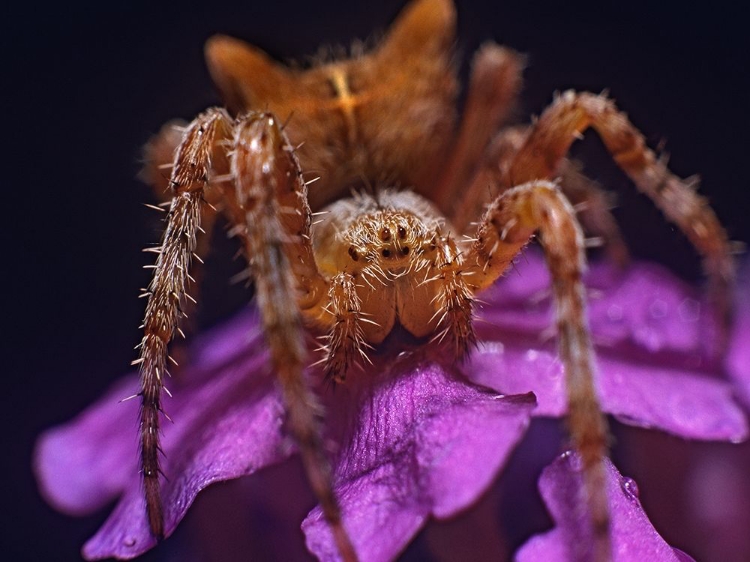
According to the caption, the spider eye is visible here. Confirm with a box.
[401,246,410,255]
[381,248,392,258]
[397,226,407,239]
[348,246,360,261]
[380,228,391,241]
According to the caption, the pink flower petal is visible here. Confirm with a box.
[467,338,745,440]
[302,355,535,562]
[468,253,747,441]
[516,452,689,562]
[480,254,721,359]
[35,374,142,515]
[727,261,750,409]
[35,309,291,560]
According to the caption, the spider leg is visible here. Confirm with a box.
[141,119,188,196]
[434,43,525,213]
[321,273,367,383]
[464,180,611,562]
[141,119,223,351]
[137,108,233,538]
[449,126,526,234]
[425,234,476,359]
[229,113,356,562]
[557,158,629,267]
[456,124,628,265]
[506,91,734,326]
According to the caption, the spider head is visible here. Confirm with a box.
[346,211,429,274]
[311,189,444,279]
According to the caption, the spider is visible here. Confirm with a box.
[136,0,734,560]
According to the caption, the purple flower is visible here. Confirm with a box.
[34,252,747,560]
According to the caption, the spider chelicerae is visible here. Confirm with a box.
[135,0,734,560]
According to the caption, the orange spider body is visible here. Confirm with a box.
[138,0,733,560]
[204,0,457,211]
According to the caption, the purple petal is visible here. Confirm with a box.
[727,261,750,409]
[303,354,535,562]
[468,253,747,441]
[516,452,687,562]
[35,374,143,515]
[35,309,293,560]
[480,255,721,358]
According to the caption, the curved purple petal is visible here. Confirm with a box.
[35,374,144,515]
[35,309,293,560]
[468,253,747,441]
[516,452,688,562]
[480,254,722,359]
[727,261,750,409]
[302,354,535,562]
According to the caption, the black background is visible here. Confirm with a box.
[5,1,749,561]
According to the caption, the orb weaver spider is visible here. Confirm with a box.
[136,0,734,559]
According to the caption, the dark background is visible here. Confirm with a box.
[5,1,749,561]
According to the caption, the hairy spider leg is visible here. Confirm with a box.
[433,43,525,214]
[464,180,610,562]
[555,158,630,266]
[457,90,737,562]
[139,109,357,561]
[319,273,367,383]
[505,91,735,328]
[421,233,477,359]
[136,108,233,538]
[141,119,223,347]
[226,113,356,562]
[453,125,629,266]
